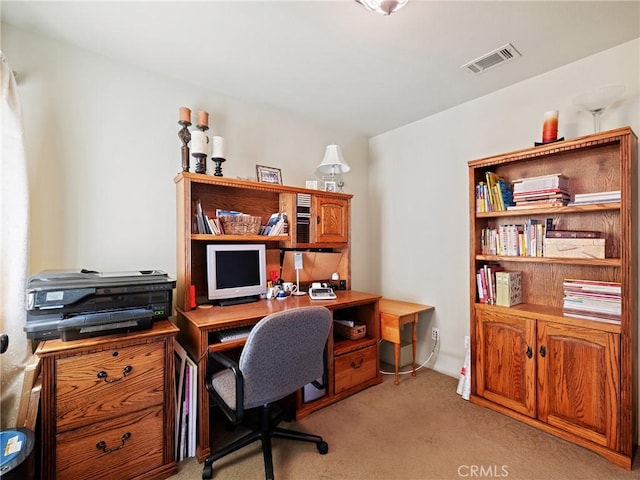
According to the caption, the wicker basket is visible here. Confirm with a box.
[219,215,262,235]
[333,321,366,340]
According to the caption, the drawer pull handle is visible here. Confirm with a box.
[97,365,132,383]
[96,432,131,454]
[350,358,364,369]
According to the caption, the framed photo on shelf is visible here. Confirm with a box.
[305,180,318,190]
[324,181,337,192]
[256,165,282,185]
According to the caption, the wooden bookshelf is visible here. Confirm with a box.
[468,127,637,469]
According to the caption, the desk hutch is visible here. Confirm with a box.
[174,173,382,461]
[468,127,637,469]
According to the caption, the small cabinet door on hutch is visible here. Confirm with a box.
[476,308,536,417]
[312,196,349,244]
[537,320,620,449]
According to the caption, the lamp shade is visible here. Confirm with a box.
[316,145,351,176]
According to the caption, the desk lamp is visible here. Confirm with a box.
[292,252,307,296]
[315,145,350,192]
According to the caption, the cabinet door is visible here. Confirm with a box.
[476,309,536,417]
[313,197,349,244]
[537,321,620,449]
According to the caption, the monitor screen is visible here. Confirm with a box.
[206,244,266,305]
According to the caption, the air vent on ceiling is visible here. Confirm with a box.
[461,43,521,74]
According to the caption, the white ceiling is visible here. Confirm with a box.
[2,1,639,137]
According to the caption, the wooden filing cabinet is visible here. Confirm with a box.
[36,321,178,480]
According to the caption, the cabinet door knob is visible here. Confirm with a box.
[97,365,133,383]
[539,345,546,358]
[317,215,321,224]
[526,346,533,359]
[96,432,131,453]
[350,358,364,369]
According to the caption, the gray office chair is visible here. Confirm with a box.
[202,306,332,480]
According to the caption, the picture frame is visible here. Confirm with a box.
[324,181,337,192]
[256,165,283,185]
[305,180,318,190]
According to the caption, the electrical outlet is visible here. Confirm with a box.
[431,328,439,341]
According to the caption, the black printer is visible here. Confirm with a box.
[25,269,176,341]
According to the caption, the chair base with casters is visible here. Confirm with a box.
[201,402,328,480]
[201,306,333,480]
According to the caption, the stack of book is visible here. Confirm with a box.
[475,171,514,212]
[569,190,620,205]
[508,173,570,210]
[562,279,621,323]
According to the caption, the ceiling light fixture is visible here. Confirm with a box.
[356,0,408,16]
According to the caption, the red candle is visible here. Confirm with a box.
[179,106,191,123]
[197,110,209,127]
[542,110,558,143]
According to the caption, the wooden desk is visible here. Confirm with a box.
[379,299,434,385]
[176,290,381,462]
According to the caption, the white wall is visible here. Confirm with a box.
[369,39,640,383]
[0,23,371,427]
[1,22,371,284]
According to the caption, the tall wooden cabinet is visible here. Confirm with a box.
[468,127,637,469]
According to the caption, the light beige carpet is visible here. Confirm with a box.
[169,369,640,480]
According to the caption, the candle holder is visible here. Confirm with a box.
[193,152,207,174]
[194,123,210,174]
[178,120,191,172]
[211,157,226,177]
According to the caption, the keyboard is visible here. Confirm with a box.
[216,325,253,342]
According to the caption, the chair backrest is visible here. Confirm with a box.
[239,306,332,410]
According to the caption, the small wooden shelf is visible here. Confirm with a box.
[191,234,289,242]
[476,202,620,218]
[475,254,620,267]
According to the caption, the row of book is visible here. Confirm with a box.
[475,172,514,212]
[174,343,198,461]
[476,171,620,212]
[481,225,605,259]
[193,200,287,236]
[562,279,621,324]
[476,265,522,307]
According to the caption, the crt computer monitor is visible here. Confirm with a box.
[206,243,267,306]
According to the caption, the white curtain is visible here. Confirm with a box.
[0,52,31,429]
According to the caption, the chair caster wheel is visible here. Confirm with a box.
[317,441,329,455]
[202,464,213,479]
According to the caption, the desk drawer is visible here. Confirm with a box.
[56,406,164,480]
[55,342,165,431]
[334,345,377,394]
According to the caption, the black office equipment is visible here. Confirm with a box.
[25,269,175,341]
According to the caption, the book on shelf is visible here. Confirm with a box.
[562,278,621,324]
[568,190,620,205]
[476,172,514,212]
[261,212,287,236]
[543,237,605,259]
[512,173,568,193]
[545,229,603,239]
[495,271,522,307]
[477,264,504,304]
